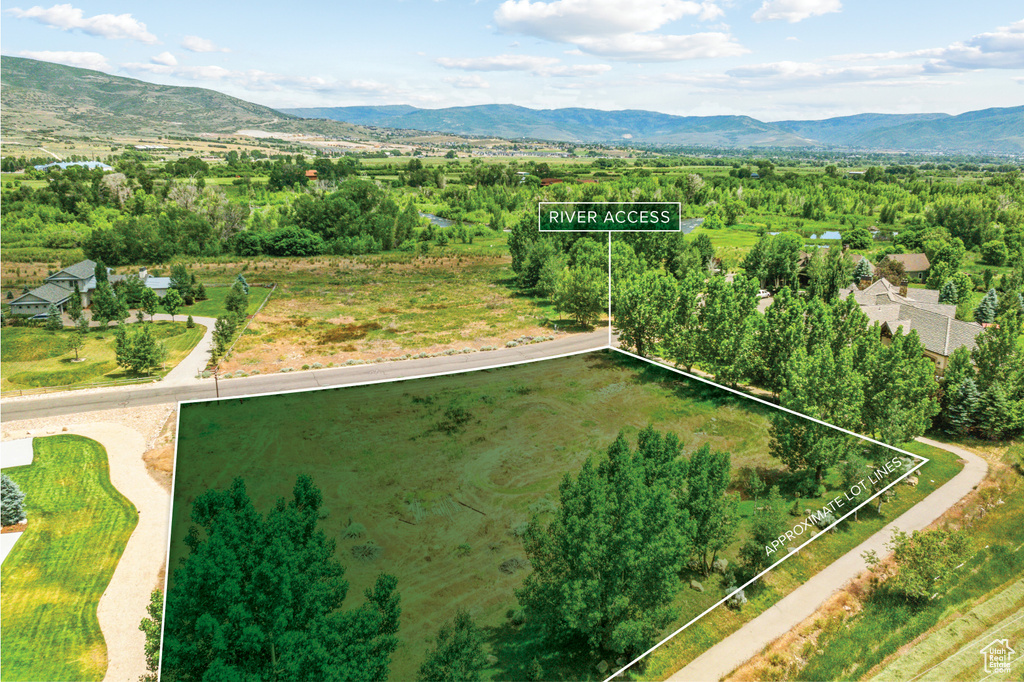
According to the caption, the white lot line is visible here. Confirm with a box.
[602,348,928,682]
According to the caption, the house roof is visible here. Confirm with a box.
[886,253,931,272]
[10,283,73,306]
[870,303,984,357]
[48,259,97,282]
[841,278,954,317]
[146,277,171,289]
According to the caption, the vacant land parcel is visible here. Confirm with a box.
[168,351,958,681]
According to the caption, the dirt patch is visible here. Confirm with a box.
[142,410,178,491]
[1,521,28,534]
[319,322,383,344]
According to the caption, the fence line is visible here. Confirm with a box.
[205,283,277,374]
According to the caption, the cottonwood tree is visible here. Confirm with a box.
[614,268,677,356]
[416,610,486,682]
[163,476,401,681]
[860,328,938,444]
[696,275,758,387]
[740,485,785,572]
[686,444,738,576]
[664,269,703,371]
[769,413,850,485]
[517,428,692,656]
[141,288,159,321]
[90,282,123,328]
[66,327,86,361]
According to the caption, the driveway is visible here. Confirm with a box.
[663,437,987,682]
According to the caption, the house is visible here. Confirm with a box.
[883,253,930,281]
[9,260,172,317]
[32,161,113,172]
[840,278,983,374]
[305,169,318,180]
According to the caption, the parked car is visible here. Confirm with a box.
[757,289,771,299]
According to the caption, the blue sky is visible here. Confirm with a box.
[2,1,1022,120]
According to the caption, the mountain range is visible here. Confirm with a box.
[2,55,1021,153]
[283,104,1024,153]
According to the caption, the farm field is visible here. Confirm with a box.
[169,350,961,681]
[1,435,138,682]
[1,321,203,391]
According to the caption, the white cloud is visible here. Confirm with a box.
[181,35,229,53]
[437,53,611,76]
[493,0,741,61]
[151,51,177,66]
[7,3,157,42]
[19,49,109,70]
[121,61,389,96]
[752,0,841,23]
[444,75,491,89]
[924,19,1024,71]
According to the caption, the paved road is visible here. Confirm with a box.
[1,329,611,422]
[664,437,988,682]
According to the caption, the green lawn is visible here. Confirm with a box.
[183,283,272,318]
[1,321,204,391]
[1,435,138,682]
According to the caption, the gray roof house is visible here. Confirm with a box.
[843,278,984,374]
[10,259,173,317]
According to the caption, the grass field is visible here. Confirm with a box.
[214,242,575,374]
[791,440,1024,682]
[183,283,272,318]
[0,435,138,682]
[169,350,960,681]
[0,321,203,391]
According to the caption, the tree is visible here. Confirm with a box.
[696,275,758,387]
[1,473,26,526]
[864,529,970,601]
[67,282,83,322]
[517,428,692,656]
[225,281,250,320]
[163,476,401,681]
[90,282,121,328]
[45,304,62,331]
[769,413,849,485]
[844,227,873,250]
[938,280,958,304]
[67,326,86,361]
[860,329,938,444]
[945,377,980,435]
[212,316,236,358]
[94,259,108,284]
[139,590,163,682]
[194,283,208,301]
[981,239,1008,266]
[839,454,874,520]
[416,610,486,682]
[852,257,872,282]
[614,268,676,356]
[740,485,786,572]
[169,263,193,299]
[115,324,166,375]
[664,270,704,371]
[395,200,421,245]
[235,273,250,294]
[974,288,999,324]
[686,444,738,576]
[807,247,854,302]
[141,288,160,321]
[977,381,1012,440]
[874,258,906,286]
[161,289,183,321]
[555,264,605,328]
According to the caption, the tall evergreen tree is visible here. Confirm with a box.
[974,288,999,324]
[1,473,26,526]
[67,282,83,322]
[977,381,1011,440]
[938,280,959,304]
[45,304,62,331]
[945,377,980,436]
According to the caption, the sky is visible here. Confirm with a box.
[1,1,1022,120]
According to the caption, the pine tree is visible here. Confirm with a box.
[1,473,26,526]
[416,610,486,682]
[945,377,980,435]
[67,282,82,322]
[853,257,872,282]
[45,304,62,331]
[977,381,1011,440]
[974,288,999,324]
[938,280,958,304]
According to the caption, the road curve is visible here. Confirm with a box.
[1,329,611,422]
[664,437,987,682]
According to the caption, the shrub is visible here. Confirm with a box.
[1,474,26,526]
[726,588,747,610]
[341,521,366,539]
[186,315,195,329]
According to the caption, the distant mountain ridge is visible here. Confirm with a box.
[283,103,1024,153]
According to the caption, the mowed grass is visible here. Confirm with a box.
[183,283,271,319]
[795,440,1024,682]
[1,435,138,682]
[1,321,204,391]
[171,351,775,681]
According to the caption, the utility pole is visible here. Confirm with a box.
[213,365,220,398]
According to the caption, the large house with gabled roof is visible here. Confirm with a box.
[840,277,984,374]
[9,259,170,317]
